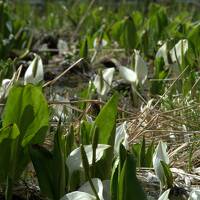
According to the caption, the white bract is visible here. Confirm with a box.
[93,38,108,49]
[0,79,12,99]
[153,141,169,188]
[114,121,129,155]
[170,39,188,64]
[134,50,148,85]
[61,191,96,200]
[61,179,110,200]
[24,55,44,85]
[93,67,115,96]
[57,39,68,55]
[79,178,104,200]
[158,189,170,200]
[189,190,200,200]
[118,66,137,83]
[156,42,169,66]
[66,144,110,177]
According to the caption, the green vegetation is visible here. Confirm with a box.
[0,0,200,199]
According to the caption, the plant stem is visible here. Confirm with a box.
[5,177,13,200]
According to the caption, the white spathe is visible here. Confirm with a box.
[79,178,104,200]
[156,42,169,66]
[189,190,200,200]
[93,67,115,96]
[61,191,96,200]
[114,121,129,155]
[24,55,44,85]
[170,39,188,64]
[66,144,110,177]
[158,189,170,200]
[135,50,148,85]
[153,141,169,188]
[93,38,108,49]
[118,66,137,83]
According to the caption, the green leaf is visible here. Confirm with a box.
[145,141,154,168]
[0,84,48,199]
[94,93,118,179]
[80,37,88,59]
[132,143,141,167]
[29,145,54,199]
[118,152,147,200]
[52,124,67,199]
[0,84,48,190]
[188,24,200,58]
[80,120,93,145]
[160,161,173,188]
[110,159,119,200]
[121,16,138,51]
[3,84,49,146]
[140,136,146,167]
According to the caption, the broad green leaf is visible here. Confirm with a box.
[3,85,49,146]
[61,191,96,200]
[121,16,138,51]
[153,141,169,188]
[0,124,20,182]
[118,66,137,83]
[118,152,147,200]
[188,24,200,57]
[29,145,54,199]
[0,85,48,187]
[158,189,170,200]
[94,94,118,179]
[95,93,118,144]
